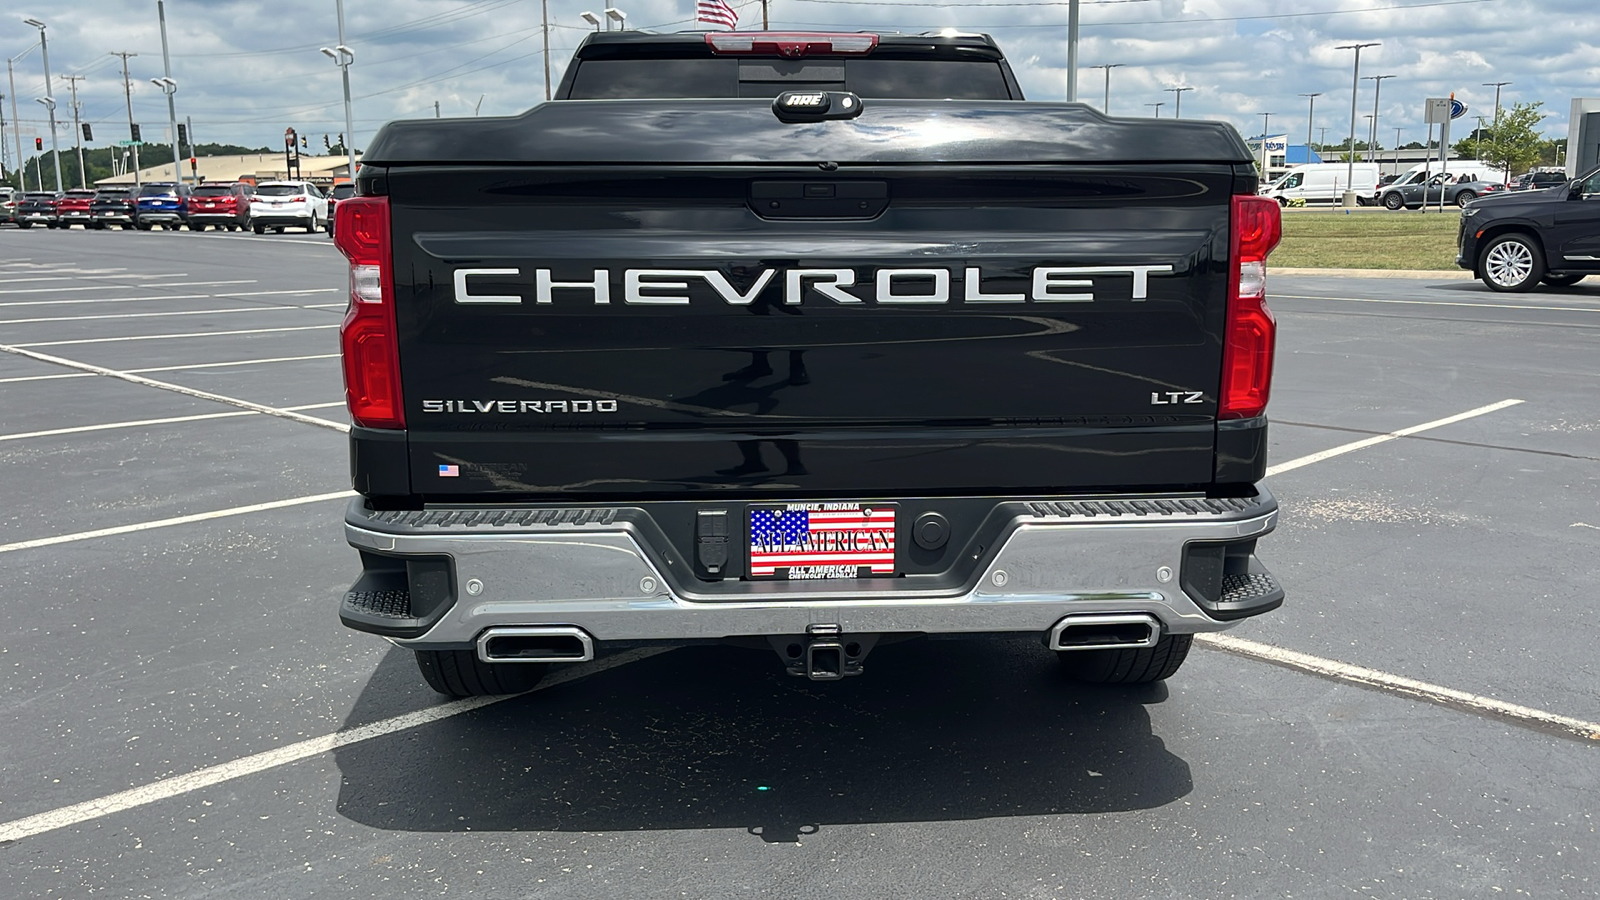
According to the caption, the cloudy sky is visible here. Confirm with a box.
[3,0,1595,168]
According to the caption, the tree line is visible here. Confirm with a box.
[4,143,272,192]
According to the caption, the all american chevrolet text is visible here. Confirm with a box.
[452,265,1177,306]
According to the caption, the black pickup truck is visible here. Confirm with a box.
[334,31,1286,696]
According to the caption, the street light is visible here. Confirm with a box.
[1086,64,1123,114]
[604,7,627,30]
[1336,41,1380,207]
[154,0,184,185]
[1165,86,1193,119]
[1144,102,1163,118]
[320,0,358,187]
[1483,81,1511,179]
[23,17,62,192]
[1362,74,1395,164]
[580,11,601,31]
[1299,93,1321,162]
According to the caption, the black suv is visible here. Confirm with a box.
[1511,171,1567,192]
[1457,166,1600,291]
[91,187,138,229]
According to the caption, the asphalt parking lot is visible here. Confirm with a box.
[1,228,1597,898]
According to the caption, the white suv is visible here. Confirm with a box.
[250,181,330,234]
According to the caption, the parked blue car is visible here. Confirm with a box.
[135,183,191,230]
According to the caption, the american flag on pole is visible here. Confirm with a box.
[749,504,896,579]
[697,0,739,30]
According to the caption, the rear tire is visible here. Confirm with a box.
[253,223,266,234]
[1479,233,1545,293]
[1455,190,1477,207]
[17,222,31,229]
[1058,634,1193,684]
[414,649,547,697]
[191,223,207,232]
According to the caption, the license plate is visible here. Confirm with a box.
[748,502,897,580]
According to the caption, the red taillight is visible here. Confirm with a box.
[1220,195,1283,420]
[705,32,878,57]
[333,196,404,429]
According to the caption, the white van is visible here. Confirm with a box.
[1259,163,1382,205]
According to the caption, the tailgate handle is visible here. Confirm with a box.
[750,180,888,219]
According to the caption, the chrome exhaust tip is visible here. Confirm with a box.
[1048,614,1162,652]
[476,626,595,664]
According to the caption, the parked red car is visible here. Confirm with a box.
[54,189,98,228]
[186,182,255,232]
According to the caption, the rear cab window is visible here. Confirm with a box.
[559,33,1022,101]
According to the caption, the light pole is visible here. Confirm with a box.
[541,0,551,101]
[581,11,601,31]
[1145,102,1163,118]
[320,0,359,186]
[23,18,62,192]
[1065,0,1080,101]
[1394,126,1402,176]
[1362,74,1395,165]
[1087,64,1123,114]
[1363,115,1374,162]
[1166,86,1193,118]
[1336,41,1380,207]
[154,0,183,185]
[604,7,627,30]
[1299,92,1321,162]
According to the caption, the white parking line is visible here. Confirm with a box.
[0,273,188,284]
[0,280,257,296]
[0,490,356,555]
[0,288,336,308]
[1265,399,1523,477]
[1196,633,1600,742]
[0,402,345,443]
[14,324,338,348]
[1277,293,1600,314]
[0,648,664,844]
[0,304,343,326]
[0,352,340,385]
[0,343,350,432]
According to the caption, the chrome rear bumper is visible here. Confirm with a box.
[343,491,1282,649]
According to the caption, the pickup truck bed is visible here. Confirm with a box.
[333,32,1285,695]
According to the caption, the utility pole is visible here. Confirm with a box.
[1482,81,1511,180]
[1145,102,1163,118]
[541,0,551,101]
[7,57,24,190]
[1166,86,1192,118]
[155,0,183,185]
[1065,0,1080,101]
[762,0,770,29]
[1258,111,1273,176]
[1362,74,1395,166]
[1299,93,1321,162]
[24,18,63,192]
[435,100,440,117]
[1335,41,1380,207]
[0,90,7,184]
[112,52,141,188]
[1087,64,1122,114]
[63,74,86,188]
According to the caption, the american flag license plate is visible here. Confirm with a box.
[748,503,897,580]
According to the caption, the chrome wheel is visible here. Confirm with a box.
[1484,240,1533,287]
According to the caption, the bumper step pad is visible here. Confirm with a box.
[343,588,412,620]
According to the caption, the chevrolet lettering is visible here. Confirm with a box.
[452,265,1177,306]
[335,28,1288,697]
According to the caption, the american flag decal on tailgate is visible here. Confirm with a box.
[749,503,896,580]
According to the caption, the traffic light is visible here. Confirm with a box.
[337,132,344,148]
[300,136,308,149]
[177,123,187,146]
[130,123,141,142]
[35,137,42,151]
[323,133,330,150]
[82,123,93,142]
